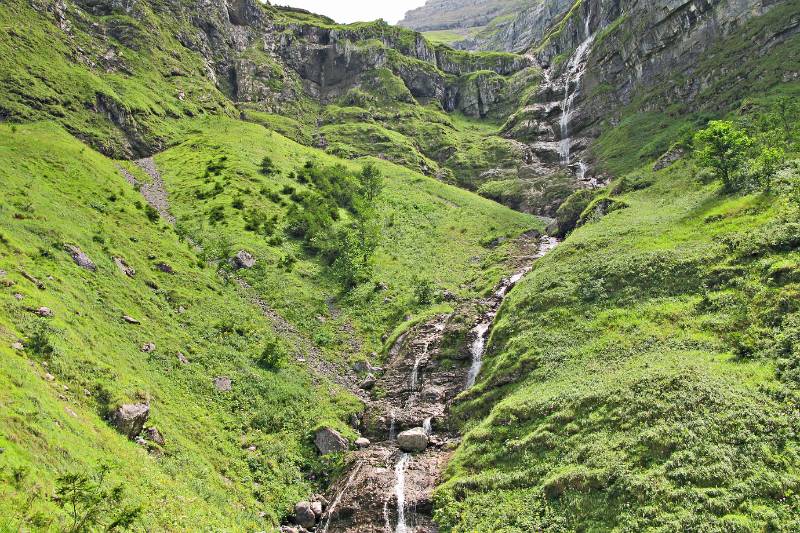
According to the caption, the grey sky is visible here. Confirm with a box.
[273,1,428,24]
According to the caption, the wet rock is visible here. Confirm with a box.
[141,342,156,353]
[213,376,232,392]
[114,257,136,277]
[360,373,376,390]
[398,427,429,452]
[65,245,96,272]
[143,426,165,446]
[232,250,256,269]
[355,437,371,448]
[109,403,149,439]
[314,427,348,455]
[122,315,140,324]
[294,501,316,529]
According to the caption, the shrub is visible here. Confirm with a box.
[413,277,435,305]
[144,205,159,223]
[53,464,141,532]
[259,156,277,176]
[258,337,287,370]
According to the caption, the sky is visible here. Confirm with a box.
[273,1,429,24]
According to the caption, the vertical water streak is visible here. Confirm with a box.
[394,453,411,533]
[319,461,364,533]
[559,7,595,168]
[466,321,491,388]
[423,417,433,436]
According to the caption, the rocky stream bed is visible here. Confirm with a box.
[286,235,560,533]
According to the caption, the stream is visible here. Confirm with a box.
[306,234,559,533]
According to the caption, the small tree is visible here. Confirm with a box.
[359,162,384,203]
[749,146,785,191]
[694,121,753,190]
[53,465,141,532]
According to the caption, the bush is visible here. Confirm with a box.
[259,156,277,176]
[144,205,159,223]
[413,277,435,305]
[258,337,287,370]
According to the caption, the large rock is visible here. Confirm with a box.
[109,403,150,439]
[213,376,232,392]
[294,501,316,529]
[114,257,136,277]
[65,245,96,271]
[232,250,256,269]
[397,427,429,452]
[314,427,348,455]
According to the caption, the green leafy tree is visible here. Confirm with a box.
[749,146,785,191]
[694,121,753,190]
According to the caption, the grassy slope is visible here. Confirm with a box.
[0,122,365,530]
[0,116,539,529]
[155,116,539,358]
[435,157,800,530]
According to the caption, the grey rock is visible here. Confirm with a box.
[109,403,150,439]
[114,257,136,277]
[155,262,175,274]
[141,342,156,353]
[314,427,348,455]
[355,437,371,448]
[213,376,232,392]
[144,426,165,446]
[397,427,429,452]
[310,500,323,517]
[360,373,377,390]
[14,293,23,301]
[65,245,96,272]
[232,250,256,269]
[294,501,316,529]
[177,352,189,365]
[122,315,141,324]
[11,342,24,351]
[35,307,54,318]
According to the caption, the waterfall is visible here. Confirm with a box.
[423,417,433,436]
[389,410,397,441]
[558,10,595,169]
[394,453,411,533]
[466,321,491,388]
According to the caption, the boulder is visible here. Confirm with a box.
[114,257,136,277]
[122,315,141,324]
[232,250,256,269]
[65,245,96,272]
[109,403,150,439]
[141,342,156,353]
[360,373,376,390]
[397,427,428,452]
[294,501,316,529]
[35,307,54,318]
[355,437,371,448]
[213,376,232,392]
[11,341,24,351]
[314,427,348,455]
[14,293,23,301]
[177,352,189,365]
[143,426,165,446]
[310,500,323,517]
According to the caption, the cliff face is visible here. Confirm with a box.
[488,0,799,179]
[397,0,528,32]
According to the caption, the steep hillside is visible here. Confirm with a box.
[398,0,529,42]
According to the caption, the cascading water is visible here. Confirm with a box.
[423,417,433,436]
[466,322,491,388]
[559,11,595,173]
[393,453,411,533]
[319,461,365,533]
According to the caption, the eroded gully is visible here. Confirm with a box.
[316,234,560,533]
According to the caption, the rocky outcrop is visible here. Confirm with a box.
[65,245,97,271]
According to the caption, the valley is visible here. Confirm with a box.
[1,0,800,531]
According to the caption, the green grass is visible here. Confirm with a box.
[0,122,363,530]
[423,30,469,46]
[434,158,800,531]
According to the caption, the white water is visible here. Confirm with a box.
[394,453,411,533]
[559,12,595,170]
[389,410,397,441]
[466,321,491,388]
[423,417,433,436]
